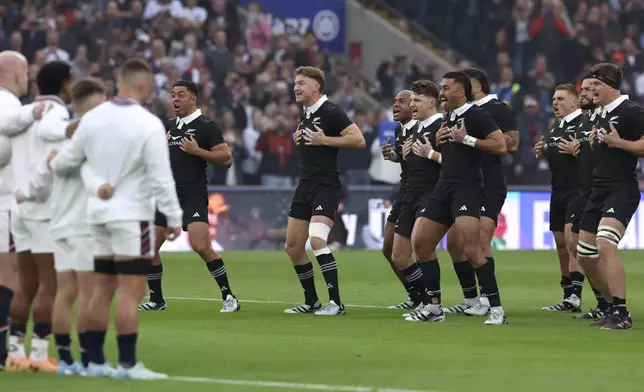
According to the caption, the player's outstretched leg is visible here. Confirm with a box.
[382,219,416,309]
[28,252,58,373]
[444,227,479,314]
[139,226,168,311]
[188,222,239,313]
[284,217,321,314]
[308,217,344,316]
[6,252,37,372]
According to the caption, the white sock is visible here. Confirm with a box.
[491,305,504,314]
[8,335,26,359]
[479,296,490,307]
[464,297,479,306]
[29,337,49,362]
[427,304,441,314]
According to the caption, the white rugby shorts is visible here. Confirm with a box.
[10,215,54,254]
[53,235,94,272]
[90,220,155,258]
[0,210,13,253]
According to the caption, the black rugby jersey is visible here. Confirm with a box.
[592,96,644,186]
[392,119,417,186]
[546,109,582,191]
[165,109,225,189]
[576,108,599,191]
[475,95,517,190]
[401,114,443,193]
[298,95,353,181]
[441,103,498,185]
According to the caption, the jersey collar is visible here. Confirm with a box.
[473,94,497,106]
[603,94,628,113]
[402,119,417,130]
[559,109,582,126]
[453,102,473,117]
[303,95,328,118]
[177,109,202,128]
[418,113,443,129]
[35,95,66,106]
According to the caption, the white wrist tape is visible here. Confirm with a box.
[437,154,442,164]
[427,149,434,159]
[463,135,477,148]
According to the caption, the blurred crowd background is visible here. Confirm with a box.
[2,0,643,187]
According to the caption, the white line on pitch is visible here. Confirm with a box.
[168,375,440,392]
[163,296,388,309]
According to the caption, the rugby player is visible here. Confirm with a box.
[381,90,419,310]
[140,80,239,313]
[285,66,365,316]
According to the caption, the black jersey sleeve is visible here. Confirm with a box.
[328,105,354,136]
[202,120,226,149]
[468,109,499,139]
[630,105,644,140]
[494,103,518,133]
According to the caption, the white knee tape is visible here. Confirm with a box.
[309,222,331,242]
[577,240,599,259]
[596,225,622,246]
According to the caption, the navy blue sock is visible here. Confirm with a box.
[86,330,106,365]
[33,323,52,339]
[117,333,137,368]
[78,332,89,367]
[0,286,13,364]
[54,334,74,365]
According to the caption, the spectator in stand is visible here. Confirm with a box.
[523,54,556,113]
[339,108,375,185]
[491,66,522,110]
[245,1,272,52]
[255,116,298,187]
[512,95,550,186]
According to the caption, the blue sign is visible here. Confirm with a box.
[378,121,397,146]
[240,0,346,53]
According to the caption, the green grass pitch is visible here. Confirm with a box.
[3,250,644,392]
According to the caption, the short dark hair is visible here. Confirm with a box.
[410,79,439,100]
[118,58,151,78]
[462,68,490,94]
[295,66,325,92]
[173,80,199,96]
[71,77,106,102]
[589,62,622,88]
[442,71,474,101]
[555,83,578,97]
[36,61,71,96]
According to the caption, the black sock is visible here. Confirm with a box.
[315,252,341,304]
[475,261,501,307]
[0,286,13,364]
[452,261,477,299]
[570,271,585,298]
[403,280,422,304]
[33,323,52,339]
[561,276,572,298]
[147,264,164,303]
[10,323,26,338]
[419,260,441,304]
[117,333,137,368]
[78,332,89,367]
[401,264,426,304]
[206,258,232,299]
[592,286,608,310]
[294,262,319,305]
[612,297,627,315]
[86,330,106,365]
[54,334,73,365]
[485,256,496,272]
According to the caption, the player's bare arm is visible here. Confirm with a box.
[304,123,366,148]
[503,130,519,152]
[180,136,233,167]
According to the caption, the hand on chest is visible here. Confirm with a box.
[548,122,577,147]
[167,127,200,147]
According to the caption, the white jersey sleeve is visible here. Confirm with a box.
[0,104,36,137]
[0,136,11,170]
[79,164,105,196]
[142,119,182,228]
[20,156,53,202]
[38,110,69,142]
[50,118,88,175]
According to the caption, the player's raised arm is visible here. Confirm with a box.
[143,118,183,229]
[49,117,88,174]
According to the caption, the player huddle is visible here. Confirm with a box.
[0,51,238,380]
[0,54,640,382]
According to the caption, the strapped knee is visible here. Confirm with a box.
[596,225,622,247]
[577,240,599,259]
[308,222,331,256]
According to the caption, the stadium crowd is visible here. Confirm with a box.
[2,0,644,186]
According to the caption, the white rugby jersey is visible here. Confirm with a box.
[50,98,182,227]
[0,88,23,211]
[3,96,70,220]
[38,113,105,239]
